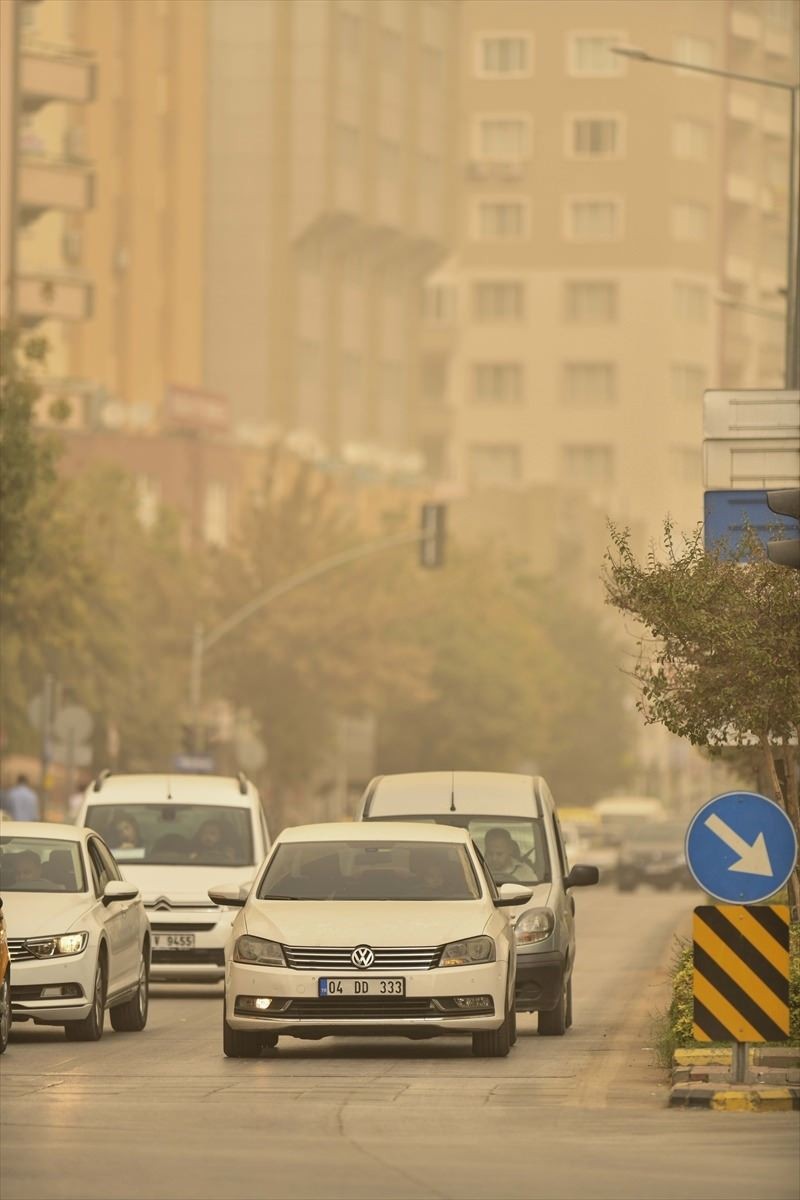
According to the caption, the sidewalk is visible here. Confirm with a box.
[669,1046,800,1110]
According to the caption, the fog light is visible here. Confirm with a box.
[41,984,82,999]
[237,995,272,1012]
[453,995,492,1010]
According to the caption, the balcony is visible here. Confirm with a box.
[18,156,94,220]
[20,44,96,111]
[15,273,93,324]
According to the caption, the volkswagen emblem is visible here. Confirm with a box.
[351,944,375,969]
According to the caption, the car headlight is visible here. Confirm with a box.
[515,908,554,946]
[26,932,89,958]
[233,935,285,967]
[439,935,495,967]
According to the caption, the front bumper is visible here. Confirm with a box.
[148,909,237,981]
[513,950,566,1013]
[10,952,93,1025]
[225,959,508,1037]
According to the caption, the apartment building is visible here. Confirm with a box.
[203,0,459,457]
[428,0,797,544]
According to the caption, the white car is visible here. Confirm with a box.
[75,772,270,982]
[0,821,150,1041]
[213,822,530,1059]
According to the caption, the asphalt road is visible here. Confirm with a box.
[2,887,798,1200]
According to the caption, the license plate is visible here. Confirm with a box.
[318,977,405,997]
[153,933,196,949]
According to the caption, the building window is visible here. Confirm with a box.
[671,202,709,242]
[671,446,702,483]
[473,280,525,321]
[564,281,618,322]
[673,35,713,69]
[561,444,615,485]
[476,34,532,77]
[566,197,623,241]
[474,199,529,240]
[568,33,627,77]
[473,362,524,403]
[671,363,707,402]
[671,119,712,161]
[765,1,793,29]
[475,116,531,161]
[563,363,617,405]
[203,482,228,548]
[568,116,624,158]
[673,281,708,322]
[468,444,523,487]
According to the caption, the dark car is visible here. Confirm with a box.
[616,821,692,892]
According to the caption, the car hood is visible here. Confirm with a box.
[244,898,494,946]
[0,891,94,938]
[119,863,256,906]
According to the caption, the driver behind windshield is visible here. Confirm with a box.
[484,827,526,883]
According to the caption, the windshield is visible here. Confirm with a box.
[258,840,482,901]
[84,804,254,867]
[364,815,550,885]
[0,835,86,893]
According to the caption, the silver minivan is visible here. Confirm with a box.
[358,771,598,1035]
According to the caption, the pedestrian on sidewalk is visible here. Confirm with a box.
[4,774,40,822]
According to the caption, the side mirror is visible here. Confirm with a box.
[564,864,600,889]
[103,880,139,906]
[208,885,247,908]
[494,883,534,907]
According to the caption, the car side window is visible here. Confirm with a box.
[95,838,122,882]
[472,841,498,899]
[552,816,569,878]
[87,839,111,895]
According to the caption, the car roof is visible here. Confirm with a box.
[278,821,471,845]
[0,820,89,842]
[364,772,543,818]
[85,774,255,806]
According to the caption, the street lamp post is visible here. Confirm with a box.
[613,46,800,390]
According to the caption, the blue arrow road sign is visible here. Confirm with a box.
[704,490,798,559]
[685,791,798,903]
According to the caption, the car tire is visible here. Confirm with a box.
[223,1008,265,1058]
[65,958,106,1042]
[538,981,567,1037]
[471,998,512,1058]
[0,970,10,1054]
[565,977,573,1029]
[110,951,149,1033]
[617,879,637,893]
[509,1004,517,1046]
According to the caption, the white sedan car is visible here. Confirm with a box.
[212,822,530,1059]
[0,821,150,1041]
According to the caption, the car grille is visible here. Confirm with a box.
[8,939,36,962]
[283,946,442,971]
[144,900,220,911]
[281,997,437,1020]
[150,921,217,932]
[151,948,224,966]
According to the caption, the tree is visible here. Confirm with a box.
[603,521,800,915]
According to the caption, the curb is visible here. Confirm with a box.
[669,1085,800,1111]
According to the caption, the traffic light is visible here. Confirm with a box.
[420,503,446,568]
[766,489,800,570]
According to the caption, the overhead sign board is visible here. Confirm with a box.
[703,489,798,556]
[703,389,800,440]
[685,791,798,904]
[692,904,790,1043]
[703,389,800,490]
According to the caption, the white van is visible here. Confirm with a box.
[76,772,270,982]
[358,772,598,1035]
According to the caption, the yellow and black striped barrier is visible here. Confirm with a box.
[692,904,790,1043]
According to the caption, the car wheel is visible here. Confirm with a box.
[509,1003,517,1046]
[222,1007,266,1058]
[617,879,637,893]
[472,997,512,1058]
[65,958,106,1042]
[0,970,10,1054]
[538,981,567,1037]
[565,977,573,1029]
[110,950,149,1032]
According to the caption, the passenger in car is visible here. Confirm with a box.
[484,828,526,884]
[10,850,65,891]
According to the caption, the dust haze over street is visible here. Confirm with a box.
[3,887,797,1200]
